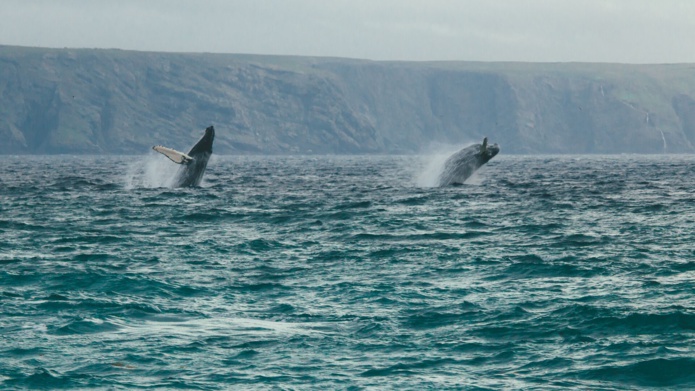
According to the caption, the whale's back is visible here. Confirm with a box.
[438,145,481,186]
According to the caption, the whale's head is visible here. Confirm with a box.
[478,137,500,164]
[484,143,500,160]
[188,126,215,156]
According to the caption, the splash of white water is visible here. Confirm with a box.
[415,152,452,187]
[123,154,179,189]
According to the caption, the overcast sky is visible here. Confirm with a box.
[1,0,694,63]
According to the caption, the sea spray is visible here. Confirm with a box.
[124,154,179,189]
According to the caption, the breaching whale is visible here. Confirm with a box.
[152,126,215,187]
[438,137,499,186]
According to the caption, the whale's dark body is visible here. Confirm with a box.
[171,126,215,188]
[438,137,499,186]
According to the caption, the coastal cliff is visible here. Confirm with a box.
[2,45,695,154]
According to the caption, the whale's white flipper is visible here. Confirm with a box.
[152,145,194,165]
[152,126,215,187]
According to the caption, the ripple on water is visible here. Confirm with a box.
[0,155,694,389]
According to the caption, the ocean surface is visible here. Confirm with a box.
[1,154,694,390]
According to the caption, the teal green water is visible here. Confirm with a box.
[1,155,694,390]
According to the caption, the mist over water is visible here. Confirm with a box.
[123,154,178,189]
[1,154,694,389]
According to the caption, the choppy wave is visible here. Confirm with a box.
[1,154,694,389]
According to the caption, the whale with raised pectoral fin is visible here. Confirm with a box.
[152,126,215,187]
[438,137,499,186]
[152,146,194,165]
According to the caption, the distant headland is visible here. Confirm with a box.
[2,45,695,155]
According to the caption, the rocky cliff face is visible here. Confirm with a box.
[2,46,695,154]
